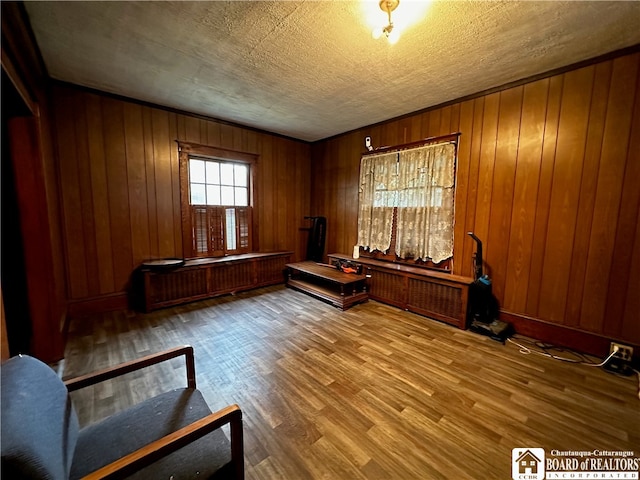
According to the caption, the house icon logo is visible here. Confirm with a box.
[512,448,545,480]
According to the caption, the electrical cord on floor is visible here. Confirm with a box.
[507,337,616,366]
[534,342,594,364]
[507,336,640,400]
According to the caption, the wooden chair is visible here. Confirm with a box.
[1,345,244,479]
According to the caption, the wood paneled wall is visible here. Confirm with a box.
[311,51,640,347]
[2,2,67,362]
[52,85,310,308]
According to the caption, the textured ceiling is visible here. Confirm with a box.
[24,1,640,142]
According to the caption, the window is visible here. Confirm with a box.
[356,139,457,271]
[189,159,248,207]
[178,142,256,258]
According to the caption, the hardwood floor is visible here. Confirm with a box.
[63,286,640,479]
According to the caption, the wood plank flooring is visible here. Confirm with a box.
[63,286,640,479]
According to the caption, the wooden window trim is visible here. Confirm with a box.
[178,141,258,258]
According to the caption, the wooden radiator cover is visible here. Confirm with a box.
[329,254,473,329]
[406,276,465,327]
[143,252,291,311]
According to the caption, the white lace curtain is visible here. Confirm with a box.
[357,142,456,263]
[356,151,397,252]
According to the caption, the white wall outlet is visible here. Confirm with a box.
[610,342,633,362]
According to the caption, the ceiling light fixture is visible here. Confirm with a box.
[372,0,400,44]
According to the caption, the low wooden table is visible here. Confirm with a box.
[285,261,369,310]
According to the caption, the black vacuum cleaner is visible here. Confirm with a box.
[467,232,513,343]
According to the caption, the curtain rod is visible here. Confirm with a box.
[362,132,460,156]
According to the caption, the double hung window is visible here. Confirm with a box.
[179,142,256,258]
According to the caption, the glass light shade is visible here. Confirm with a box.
[387,29,400,44]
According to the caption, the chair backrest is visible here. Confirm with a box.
[1,355,80,480]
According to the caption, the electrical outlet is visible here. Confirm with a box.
[610,342,633,362]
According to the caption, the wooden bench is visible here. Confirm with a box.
[285,261,369,310]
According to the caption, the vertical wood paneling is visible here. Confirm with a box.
[142,106,159,260]
[410,113,422,140]
[326,139,340,257]
[123,103,150,266]
[276,138,289,251]
[622,217,640,341]
[428,109,441,136]
[151,109,174,257]
[473,93,500,267]
[86,94,115,294]
[285,141,295,253]
[260,134,274,251]
[345,132,361,253]
[102,98,133,290]
[419,111,430,138]
[55,89,88,299]
[608,60,640,338]
[526,74,563,316]
[564,62,612,327]
[449,103,461,135]
[538,66,594,322]
[183,115,200,143]
[299,141,309,257]
[503,79,548,312]
[461,97,485,277]
[486,87,522,301]
[73,92,100,296]
[452,100,474,276]
[54,85,309,305]
[199,119,208,145]
[311,51,640,346]
[206,121,221,146]
[339,134,354,255]
[220,123,234,150]
[579,55,639,332]
[438,106,452,136]
[399,117,412,144]
[273,137,284,251]
[294,142,308,261]
[169,113,182,256]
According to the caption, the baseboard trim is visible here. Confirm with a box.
[500,310,638,360]
[67,293,129,317]
[65,294,637,360]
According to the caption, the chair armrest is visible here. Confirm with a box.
[64,345,196,391]
[80,404,243,480]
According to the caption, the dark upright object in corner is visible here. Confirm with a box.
[305,216,326,262]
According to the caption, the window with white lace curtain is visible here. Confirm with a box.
[357,142,456,268]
